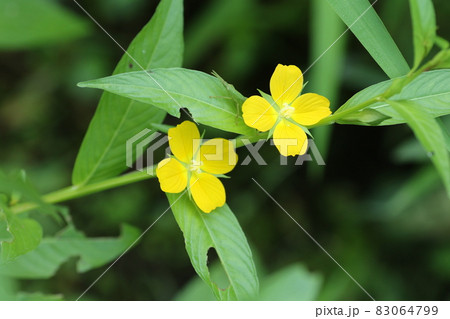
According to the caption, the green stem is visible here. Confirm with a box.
[310,96,382,127]
[10,134,263,215]
[310,51,446,128]
[10,167,156,214]
[10,48,447,215]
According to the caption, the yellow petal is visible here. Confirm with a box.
[156,158,188,193]
[168,121,201,163]
[272,120,308,156]
[200,138,238,175]
[242,96,277,132]
[270,64,303,106]
[190,172,226,213]
[291,93,331,126]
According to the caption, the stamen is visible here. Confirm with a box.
[190,159,203,173]
[280,103,295,119]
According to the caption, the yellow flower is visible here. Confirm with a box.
[156,121,238,213]
[242,64,331,156]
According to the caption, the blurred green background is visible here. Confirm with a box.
[1,0,450,300]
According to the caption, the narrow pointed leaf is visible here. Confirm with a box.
[386,100,450,196]
[409,0,436,68]
[326,0,409,78]
[437,118,450,152]
[72,0,183,185]
[79,68,256,136]
[337,70,450,125]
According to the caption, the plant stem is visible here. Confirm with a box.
[310,96,382,127]
[10,48,446,215]
[10,134,264,215]
[10,167,156,214]
[311,46,450,128]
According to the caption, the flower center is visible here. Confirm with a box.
[280,103,295,119]
[189,159,203,173]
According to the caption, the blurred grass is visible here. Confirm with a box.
[307,0,346,181]
[0,0,449,300]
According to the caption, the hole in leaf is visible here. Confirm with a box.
[207,247,230,290]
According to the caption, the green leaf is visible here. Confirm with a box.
[167,192,259,300]
[409,0,436,68]
[437,118,450,152]
[337,70,450,125]
[0,170,56,216]
[337,108,391,126]
[0,216,12,242]
[16,292,64,301]
[79,68,256,136]
[0,205,43,263]
[212,70,247,108]
[259,264,323,301]
[0,224,139,279]
[435,49,450,69]
[175,263,322,301]
[72,0,183,186]
[0,197,10,243]
[0,275,63,300]
[326,0,409,78]
[174,264,219,300]
[386,100,450,196]
[0,275,17,300]
[0,0,89,49]
[0,219,42,262]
